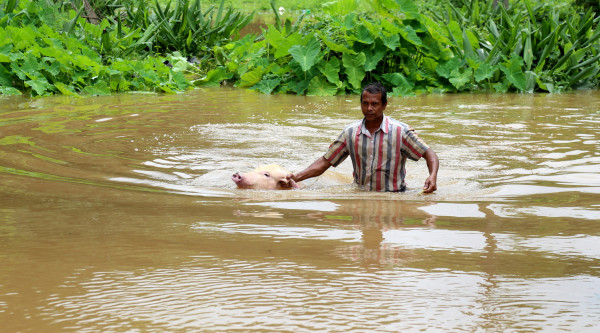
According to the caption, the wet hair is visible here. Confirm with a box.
[361,82,387,105]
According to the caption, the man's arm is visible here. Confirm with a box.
[423,148,439,193]
[289,156,332,182]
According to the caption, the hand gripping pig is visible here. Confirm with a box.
[232,164,300,190]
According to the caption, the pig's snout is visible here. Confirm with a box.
[232,172,243,184]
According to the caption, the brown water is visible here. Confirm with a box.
[1,88,599,332]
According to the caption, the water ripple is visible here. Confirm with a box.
[39,259,600,332]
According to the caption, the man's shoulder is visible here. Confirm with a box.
[385,116,410,130]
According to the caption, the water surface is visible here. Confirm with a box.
[1,88,599,332]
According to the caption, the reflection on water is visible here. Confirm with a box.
[1,88,599,332]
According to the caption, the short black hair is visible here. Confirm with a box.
[361,82,387,105]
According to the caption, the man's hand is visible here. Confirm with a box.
[286,173,297,183]
[422,149,439,193]
[423,175,437,193]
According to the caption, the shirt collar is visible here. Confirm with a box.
[360,115,389,136]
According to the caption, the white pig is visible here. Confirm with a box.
[232,164,300,190]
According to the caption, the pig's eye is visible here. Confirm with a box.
[263,172,270,177]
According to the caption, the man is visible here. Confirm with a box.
[288,82,439,193]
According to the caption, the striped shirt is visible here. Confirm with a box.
[323,116,430,191]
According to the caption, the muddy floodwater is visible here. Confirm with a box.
[1,88,599,332]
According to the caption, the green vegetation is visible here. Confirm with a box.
[200,0,323,12]
[0,0,598,96]
[196,0,600,95]
[0,0,250,96]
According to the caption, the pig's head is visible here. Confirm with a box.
[232,164,299,190]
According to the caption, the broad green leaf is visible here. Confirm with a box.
[263,25,283,47]
[0,86,21,95]
[54,82,79,96]
[474,63,497,82]
[462,29,475,59]
[25,77,52,96]
[71,69,92,84]
[322,0,357,16]
[0,64,12,87]
[449,68,472,89]
[422,36,447,60]
[268,63,289,75]
[289,37,321,72]
[380,19,402,35]
[172,71,190,90]
[493,80,509,93]
[343,52,366,89]
[0,27,9,47]
[238,67,264,87]
[421,57,439,74]
[23,53,41,74]
[391,85,416,97]
[363,44,386,71]
[307,75,338,96]
[436,57,461,79]
[422,16,452,45]
[8,50,23,62]
[359,18,382,37]
[382,72,414,92]
[447,21,463,49]
[368,0,400,15]
[400,26,422,46]
[356,24,374,44]
[158,83,176,94]
[499,56,526,91]
[264,25,295,59]
[288,78,311,94]
[84,81,111,96]
[466,58,480,71]
[115,77,132,91]
[0,44,12,62]
[10,26,37,50]
[342,13,357,30]
[318,57,342,86]
[136,67,160,84]
[168,53,190,72]
[321,36,356,55]
[73,55,102,76]
[396,0,420,19]
[535,77,555,93]
[252,78,281,94]
[525,71,536,93]
[41,59,61,77]
[465,30,479,54]
[111,60,133,72]
[381,32,400,51]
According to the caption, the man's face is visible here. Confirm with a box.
[361,91,387,123]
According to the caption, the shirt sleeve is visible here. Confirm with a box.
[401,126,430,161]
[323,131,349,167]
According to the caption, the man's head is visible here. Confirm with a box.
[360,82,387,124]
[361,82,387,105]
